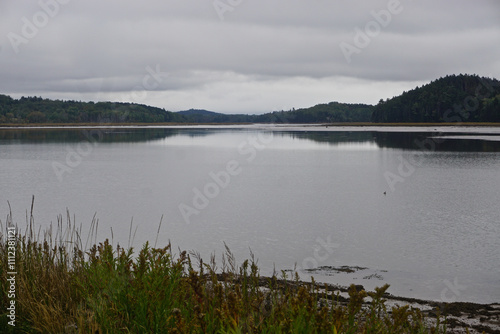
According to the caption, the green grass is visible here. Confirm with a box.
[1,211,448,333]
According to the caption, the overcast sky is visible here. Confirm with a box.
[1,0,499,114]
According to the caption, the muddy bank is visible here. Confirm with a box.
[218,273,500,334]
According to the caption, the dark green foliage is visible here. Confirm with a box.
[0,95,373,124]
[0,215,450,333]
[254,102,373,123]
[371,74,500,123]
[0,96,187,124]
[164,102,373,124]
[177,109,256,123]
[2,74,499,125]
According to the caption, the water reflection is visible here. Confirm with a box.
[276,131,374,144]
[1,127,500,152]
[373,132,500,152]
[0,128,181,144]
[1,126,499,303]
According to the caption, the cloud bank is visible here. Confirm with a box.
[1,0,499,113]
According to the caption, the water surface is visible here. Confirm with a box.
[1,125,499,303]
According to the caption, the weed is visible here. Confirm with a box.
[0,213,452,333]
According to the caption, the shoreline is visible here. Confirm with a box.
[1,122,500,129]
[1,214,498,332]
[251,275,500,334]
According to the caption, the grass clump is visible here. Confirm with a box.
[1,212,448,333]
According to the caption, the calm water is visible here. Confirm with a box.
[1,125,499,303]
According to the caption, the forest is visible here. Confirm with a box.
[0,95,373,124]
[1,74,499,124]
[371,74,500,123]
[0,96,185,124]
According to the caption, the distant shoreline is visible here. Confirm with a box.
[1,122,500,128]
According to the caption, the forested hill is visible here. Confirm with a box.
[176,109,255,123]
[0,95,373,124]
[253,102,373,123]
[371,74,500,123]
[1,74,499,124]
[0,95,187,124]
[176,103,373,123]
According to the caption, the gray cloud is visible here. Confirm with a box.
[1,0,499,113]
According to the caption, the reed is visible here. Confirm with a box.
[1,211,448,333]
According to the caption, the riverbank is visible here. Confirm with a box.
[1,219,498,333]
[1,121,500,128]
[298,278,500,334]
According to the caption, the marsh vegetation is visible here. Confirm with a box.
[0,210,457,333]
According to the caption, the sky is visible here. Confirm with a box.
[1,0,499,114]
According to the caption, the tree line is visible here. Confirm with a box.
[0,95,373,124]
[1,74,499,124]
[371,74,500,123]
[0,96,185,124]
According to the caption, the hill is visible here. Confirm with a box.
[0,96,186,124]
[1,74,499,125]
[175,104,374,123]
[0,95,373,124]
[255,102,373,123]
[177,109,254,123]
[371,74,500,123]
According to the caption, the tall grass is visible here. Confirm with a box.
[1,209,447,333]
